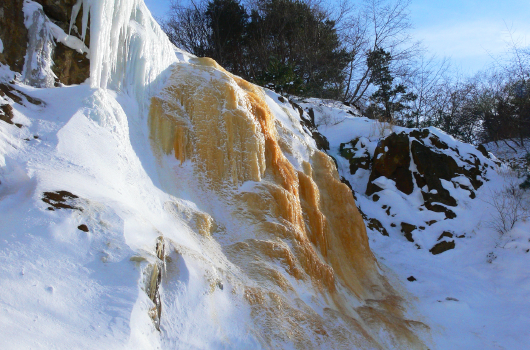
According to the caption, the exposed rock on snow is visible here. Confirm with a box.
[429,240,455,255]
[336,128,495,228]
[366,131,414,196]
[0,81,43,127]
[41,190,81,211]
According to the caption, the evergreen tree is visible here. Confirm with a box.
[164,0,350,98]
[205,0,249,76]
[366,48,416,123]
[246,0,350,97]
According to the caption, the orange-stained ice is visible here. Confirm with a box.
[149,57,428,349]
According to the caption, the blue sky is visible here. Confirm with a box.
[409,0,530,74]
[145,0,530,75]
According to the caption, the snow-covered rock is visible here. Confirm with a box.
[293,97,530,349]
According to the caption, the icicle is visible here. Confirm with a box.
[69,0,178,106]
[22,2,56,88]
[22,1,90,88]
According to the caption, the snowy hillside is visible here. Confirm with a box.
[0,0,529,349]
[293,98,530,349]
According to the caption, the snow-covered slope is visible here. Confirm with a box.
[0,1,430,349]
[1,0,529,349]
[296,99,530,349]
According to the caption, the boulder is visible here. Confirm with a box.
[429,240,455,255]
[366,132,414,196]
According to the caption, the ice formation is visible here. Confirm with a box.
[69,0,180,103]
[0,0,432,348]
[149,57,428,348]
[22,1,56,88]
[22,1,90,87]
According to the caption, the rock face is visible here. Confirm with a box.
[0,0,27,72]
[34,0,90,85]
[0,81,44,127]
[340,137,371,175]
[296,105,330,151]
[366,132,414,196]
[0,0,89,85]
[363,129,489,213]
[337,127,494,248]
[401,223,417,242]
[429,240,455,255]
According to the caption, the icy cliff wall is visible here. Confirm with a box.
[0,0,179,98]
[69,0,429,347]
[149,57,428,348]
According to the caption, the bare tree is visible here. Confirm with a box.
[162,0,210,57]
[485,178,530,235]
[405,54,451,127]
[337,0,422,105]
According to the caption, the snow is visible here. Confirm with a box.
[48,21,89,55]
[0,78,260,348]
[0,38,3,53]
[304,100,530,349]
[1,0,529,347]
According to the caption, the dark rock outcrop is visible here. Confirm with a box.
[366,132,414,196]
[412,140,458,207]
[361,129,489,218]
[1,82,45,127]
[400,222,416,242]
[437,231,454,241]
[429,240,455,255]
[424,202,456,219]
[340,137,371,175]
[0,0,27,72]
[294,104,330,151]
[367,218,389,236]
[42,190,81,211]
[0,0,89,85]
